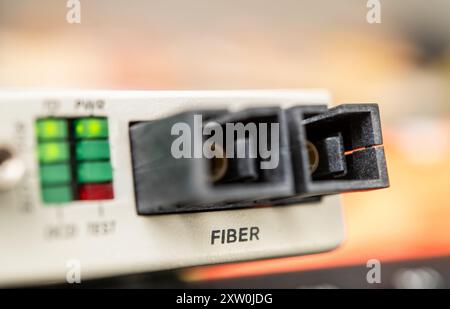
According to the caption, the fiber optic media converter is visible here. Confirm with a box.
[0,90,389,287]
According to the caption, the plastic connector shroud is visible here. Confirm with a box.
[130,104,389,215]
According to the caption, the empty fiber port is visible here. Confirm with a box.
[129,107,294,215]
[285,104,389,199]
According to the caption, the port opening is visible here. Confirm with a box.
[205,114,282,186]
[304,110,381,182]
[130,108,294,215]
[209,144,229,183]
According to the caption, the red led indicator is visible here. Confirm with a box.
[78,183,114,201]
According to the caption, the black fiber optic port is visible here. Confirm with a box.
[280,104,389,204]
[129,104,389,215]
[129,107,294,215]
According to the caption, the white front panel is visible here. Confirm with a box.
[0,90,344,287]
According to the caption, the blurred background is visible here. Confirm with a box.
[1,0,449,288]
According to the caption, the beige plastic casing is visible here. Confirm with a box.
[0,90,344,287]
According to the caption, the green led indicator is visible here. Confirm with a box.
[74,118,109,139]
[40,164,72,185]
[77,161,113,183]
[38,142,70,163]
[36,119,68,140]
[42,185,73,204]
[75,140,110,161]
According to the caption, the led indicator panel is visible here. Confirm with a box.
[36,117,114,205]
